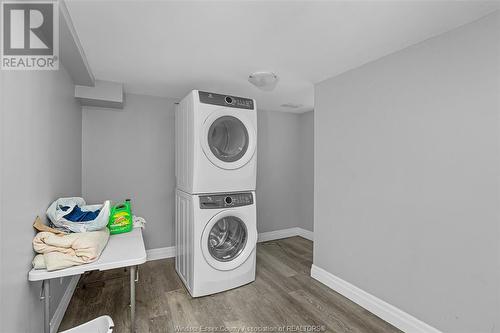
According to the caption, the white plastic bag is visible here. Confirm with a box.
[60,315,114,333]
[46,197,110,233]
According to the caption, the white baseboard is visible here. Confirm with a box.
[258,227,314,242]
[145,227,314,261]
[51,275,80,333]
[297,228,314,241]
[257,227,300,242]
[310,265,442,333]
[147,246,176,261]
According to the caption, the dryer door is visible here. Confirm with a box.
[201,209,257,271]
[201,109,256,170]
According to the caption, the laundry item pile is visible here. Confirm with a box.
[32,227,110,271]
[31,197,112,271]
[31,197,145,271]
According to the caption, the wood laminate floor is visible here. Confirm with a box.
[59,237,401,333]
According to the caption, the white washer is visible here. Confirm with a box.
[175,90,257,194]
[175,189,257,297]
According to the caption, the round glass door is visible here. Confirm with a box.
[207,116,249,163]
[208,216,248,262]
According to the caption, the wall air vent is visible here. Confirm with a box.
[280,103,303,109]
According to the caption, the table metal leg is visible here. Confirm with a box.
[130,266,136,333]
[42,280,50,333]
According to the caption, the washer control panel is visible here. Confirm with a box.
[199,91,254,110]
[200,192,254,209]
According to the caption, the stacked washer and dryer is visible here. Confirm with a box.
[175,90,258,297]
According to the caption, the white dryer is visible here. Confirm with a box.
[175,90,257,194]
[175,189,257,297]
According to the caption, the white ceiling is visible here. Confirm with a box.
[65,1,499,113]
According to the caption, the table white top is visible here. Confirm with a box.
[28,227,147,281]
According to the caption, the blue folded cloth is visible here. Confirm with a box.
[61,205,101,222]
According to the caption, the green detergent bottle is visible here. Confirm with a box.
[108,199,133,234]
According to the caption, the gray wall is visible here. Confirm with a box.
[82,96,314,249]
[314,13,499,333]
[256,110,303,233]
[82,94,177,250]
[298,111,314,232]
[0,66,82,332]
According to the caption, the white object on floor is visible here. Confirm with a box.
[28,227,146,333]
[60,315,114,333]
[175,90,257,194]
[176,189,257,297]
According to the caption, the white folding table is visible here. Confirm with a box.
[28,227,147,333]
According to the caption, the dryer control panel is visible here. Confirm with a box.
[199,91,254,110]
[199,192,254,209]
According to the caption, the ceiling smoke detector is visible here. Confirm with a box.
[248,71,279,91]
[280,103,303,109]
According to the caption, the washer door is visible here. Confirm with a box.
[201,109,256,170]
[201,210,257,271]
